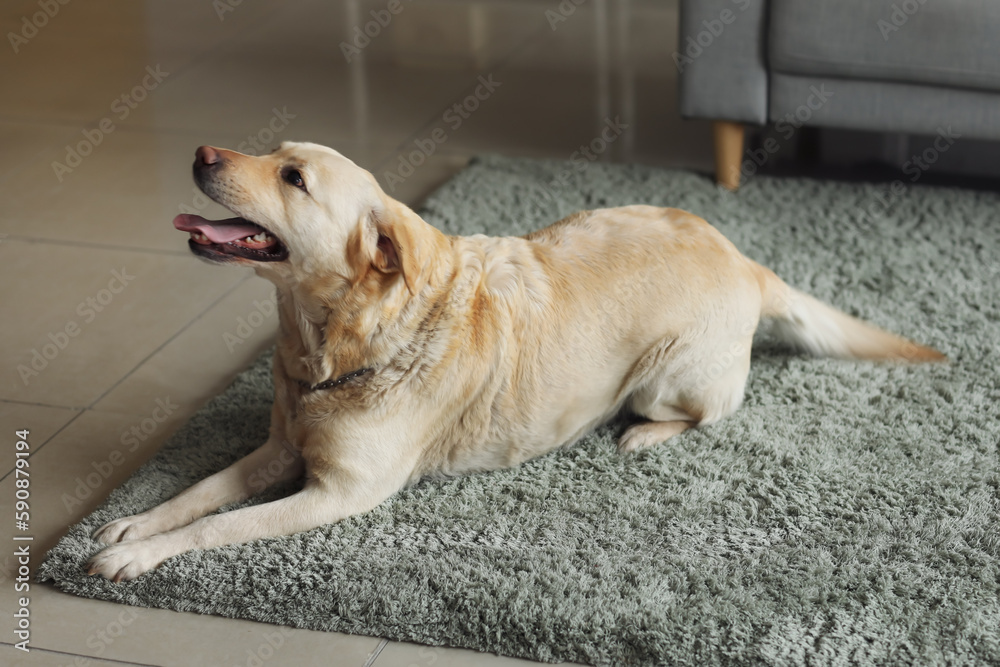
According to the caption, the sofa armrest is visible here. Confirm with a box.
[678,0,769,125]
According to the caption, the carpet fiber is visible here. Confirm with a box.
[40,156,1000,666]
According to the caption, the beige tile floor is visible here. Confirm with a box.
[1,1,713,665]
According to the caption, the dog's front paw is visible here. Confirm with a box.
[87,539,171,582]
[92,512,170,544]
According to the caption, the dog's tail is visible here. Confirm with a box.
[751,261,946,362]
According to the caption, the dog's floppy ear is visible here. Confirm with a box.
[371,204,431,296]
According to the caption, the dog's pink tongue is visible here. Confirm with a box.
[173,214,263,243]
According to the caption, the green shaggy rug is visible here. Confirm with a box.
[40,155,1000,666]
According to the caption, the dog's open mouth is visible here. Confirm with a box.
[173,214,289,262]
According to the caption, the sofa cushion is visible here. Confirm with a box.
[769,0,1000,93]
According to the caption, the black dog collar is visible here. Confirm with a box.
[296,367,373,393]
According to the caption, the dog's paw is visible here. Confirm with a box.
[92,512,168,545]
[617,426,660,453]
[86,539,170,582]
[617,421,692,453]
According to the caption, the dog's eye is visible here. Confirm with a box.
[283,168,306,190]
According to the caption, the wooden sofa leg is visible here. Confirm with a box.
[713,120,744,191]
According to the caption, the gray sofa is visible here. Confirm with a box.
[677,0,1000,189]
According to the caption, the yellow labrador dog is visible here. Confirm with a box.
[87,142,944,581]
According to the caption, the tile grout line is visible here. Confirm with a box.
[81,271,259,408]
[1,273,258,482]
[0,640,162,666]
[362,639,389,667]
[0,411,83,484]
[0,114,87,129]
[0,397,87,410]
[2,234,192,256]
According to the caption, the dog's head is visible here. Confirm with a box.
[174,141,434,295]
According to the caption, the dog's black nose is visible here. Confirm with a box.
[195,145,221,168]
